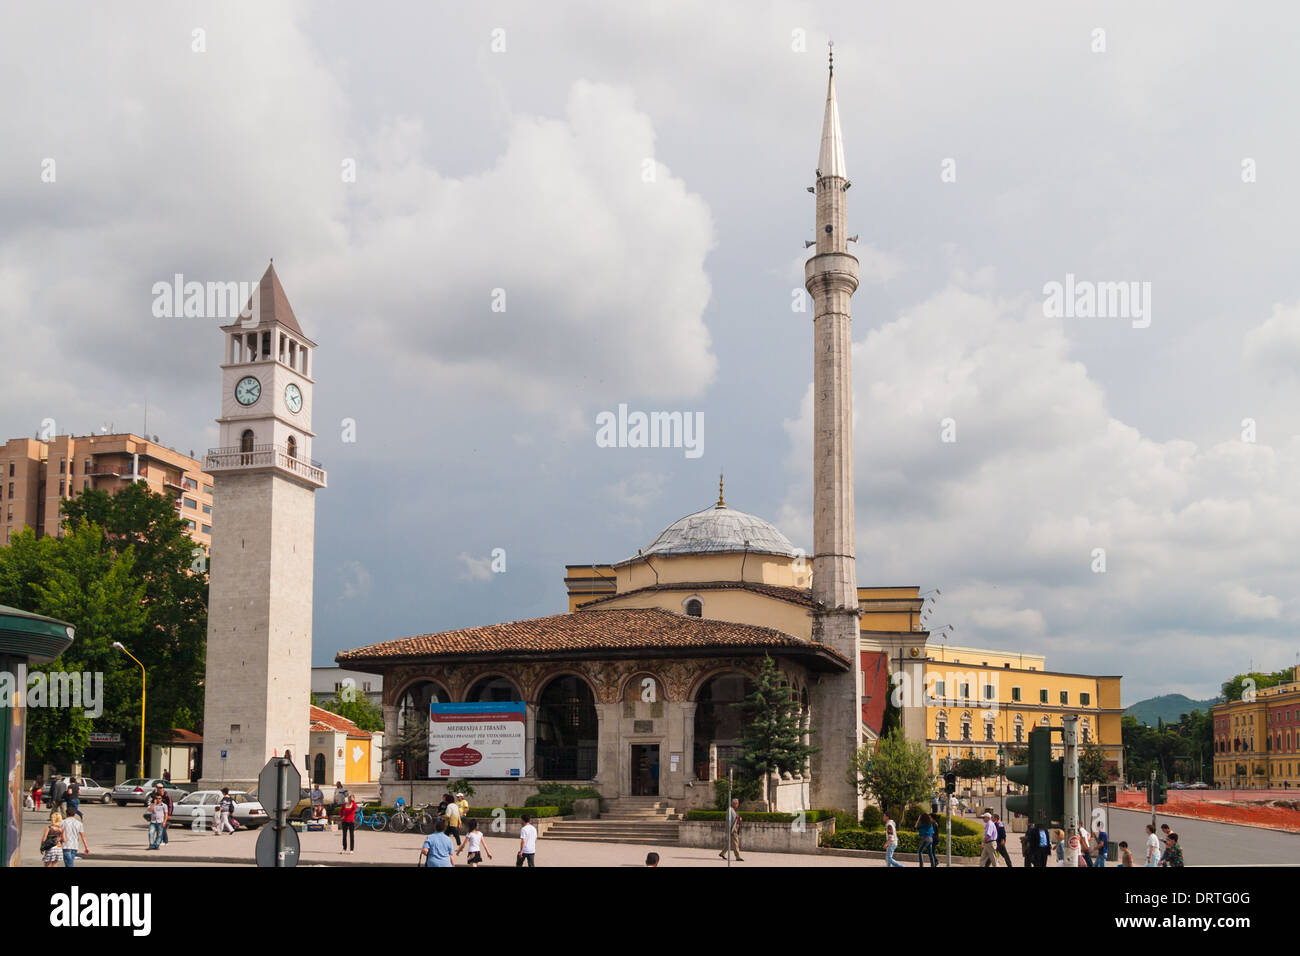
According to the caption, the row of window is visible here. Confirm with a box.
[934,713,1094,744]
[934,681,1091,707]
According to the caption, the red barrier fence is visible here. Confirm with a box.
[1114,790,1300,832]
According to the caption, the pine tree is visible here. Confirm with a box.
[733,656,817,810]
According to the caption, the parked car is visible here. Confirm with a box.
[245,785,314,820]
[1190,781,1210,790]
[164,790,267,829]
[43,776,115,804]
[112,778,189,806]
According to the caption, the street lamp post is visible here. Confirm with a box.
[112,642,146,777]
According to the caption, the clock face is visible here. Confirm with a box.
[235,375,261,406]
[284,383,303,414]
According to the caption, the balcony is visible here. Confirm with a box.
[204,443,326,488]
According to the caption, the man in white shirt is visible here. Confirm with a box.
[517,812,538,867]
[60,813,89,867]
[883,812,903,867]
[979,812,999,867]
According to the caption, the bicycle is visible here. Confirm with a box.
[356,804,388,833]
[391,803,438,834]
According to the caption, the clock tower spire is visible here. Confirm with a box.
[200,263,325,789]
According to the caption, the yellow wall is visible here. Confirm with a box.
[345,738,371,784]
[584,586,814,641]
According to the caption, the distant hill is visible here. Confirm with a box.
[1126,694,1221,726]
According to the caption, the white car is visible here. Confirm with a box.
[170,790,268,830]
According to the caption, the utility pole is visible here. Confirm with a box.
[1062,715,1080,867]
[1150,769,1157,831]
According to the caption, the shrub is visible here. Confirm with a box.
[820,828,981,856]
[860,805,884,830]
[525,785,600,816]
[902,805,928,827]
[466,805,560,818]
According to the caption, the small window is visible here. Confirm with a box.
[1080,692,1091,706]
[684,599,702,618]
[185,519,196,530]
[58,480,65,495]
[7,463,12,477]
[1060,691,1068,705]
[84,459,91,474]
[959,683,970,699]
[202,524,212,535]
[203,484,213,495]
[183,497,197,509]
[935,680,946,698]
[202,503,212,515]
[1039,689,1048,703]
[983,684,995,700]
[937,721,947,740]
[1012,687,1022,702]
[59,458,65,474]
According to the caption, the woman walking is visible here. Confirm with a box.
[917,812,938,867]
[339,792,357,854]
[30,777,43,811]
[41,812,64,867]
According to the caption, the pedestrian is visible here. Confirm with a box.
[1160,832,1184,867]
[419,818,457,868]
[444,793,462,845]
[1093,821,1108,867]
[152,783,172,845]
[884,811,903,867]
[1117,840,1134,867]
[1076,824,1091,867]
[457,818,491,866]
[979,811,999,867]
[311,781,324,811]
[1053,828,1066,866]
[332,780,348,810]
[917,812,938,867]
[214,787,236,835]
[993,813,1013,866]
[65,777,82,820]
[1035,821,1051,868]
[645,851,659,867]
[40,812,64,867]
[455,791,470,820]
[719,798,743,862]
[1160,823,1172,846]
[146,793,167,850]
[162,769,170,783]
[517,812,538,867]
[1144,824,1161,867]
[339,792,357,854]
[61,809,89,867]
[51,775,68,813]
[30,776,42,810]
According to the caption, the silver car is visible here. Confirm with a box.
[44,776,115,804]
[112,778,189,806]
[170,790,268,830]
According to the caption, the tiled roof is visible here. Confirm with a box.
[578,581,813,610]
[337,608,849,670]
[170,728,202,744]
[309,704,373,739]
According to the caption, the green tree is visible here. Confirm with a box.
[0,522,147,767]
[848,730,933,819]
[1221,670,1293,702]
[60,484,207,745]
[733,656,817,811]
[312,692,384,732]
[1079,742,1111,786]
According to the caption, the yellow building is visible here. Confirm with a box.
[0,432,214,550]
[1212,671,1300,789]
[924,644,1124,780]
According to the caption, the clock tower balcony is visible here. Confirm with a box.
[204,442,327,488]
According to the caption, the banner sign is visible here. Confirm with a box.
[428,701,525,778]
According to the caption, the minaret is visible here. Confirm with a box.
[199,263,326,788]
[805,47,864,814]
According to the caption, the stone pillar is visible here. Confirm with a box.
[524,703,536,779]
[682,701,697,781]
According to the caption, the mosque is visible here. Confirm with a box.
[338,55,932,812]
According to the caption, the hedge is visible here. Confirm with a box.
[683,809,836,824]
[525,785,601,816]
[820,828,982,856]
[467,806,561,818]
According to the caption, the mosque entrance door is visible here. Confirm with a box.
[630,744,660,796]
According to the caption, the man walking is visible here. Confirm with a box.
[65,777,82,820]
[1093,822,1108,867]
[517,812,538,867]
[214,788,236,835]
[152,782,173,845]
[1144,824,1161,867]
[1160,832,1184,867]
[979,811,999,867]
[993,814,1013,866]
[51,775,68,814]
[61,809,89,867]
[720,798,743,862]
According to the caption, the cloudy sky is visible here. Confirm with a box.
[5,1,1300,703]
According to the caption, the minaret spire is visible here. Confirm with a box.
[804,49,863,816]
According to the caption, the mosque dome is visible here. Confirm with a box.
[618,501,798,565]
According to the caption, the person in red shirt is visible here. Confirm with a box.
[339,793,357,854]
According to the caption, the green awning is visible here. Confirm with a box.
[0,604,75,664]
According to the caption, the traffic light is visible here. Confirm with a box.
[1151,774,1168,806]
[943,771,957,794]
[1006,727,1064,826]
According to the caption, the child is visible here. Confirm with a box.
[1117,840,1134,867]
[458,818,492,867]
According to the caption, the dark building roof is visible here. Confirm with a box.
[337,607,849,671]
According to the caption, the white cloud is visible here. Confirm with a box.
[457,552,495,582]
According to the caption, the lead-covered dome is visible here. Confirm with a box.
[616,503,797,566]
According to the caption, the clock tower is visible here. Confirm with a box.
[199,263,326,788]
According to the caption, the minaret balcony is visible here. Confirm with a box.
[204,442,327,488]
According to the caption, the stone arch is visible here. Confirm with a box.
[619,670,665,705]
[691,670,754,782]
[535,673,599,780]
[466,673,523,703]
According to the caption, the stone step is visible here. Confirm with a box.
[544,834,677,846]
[548,823,680,833]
